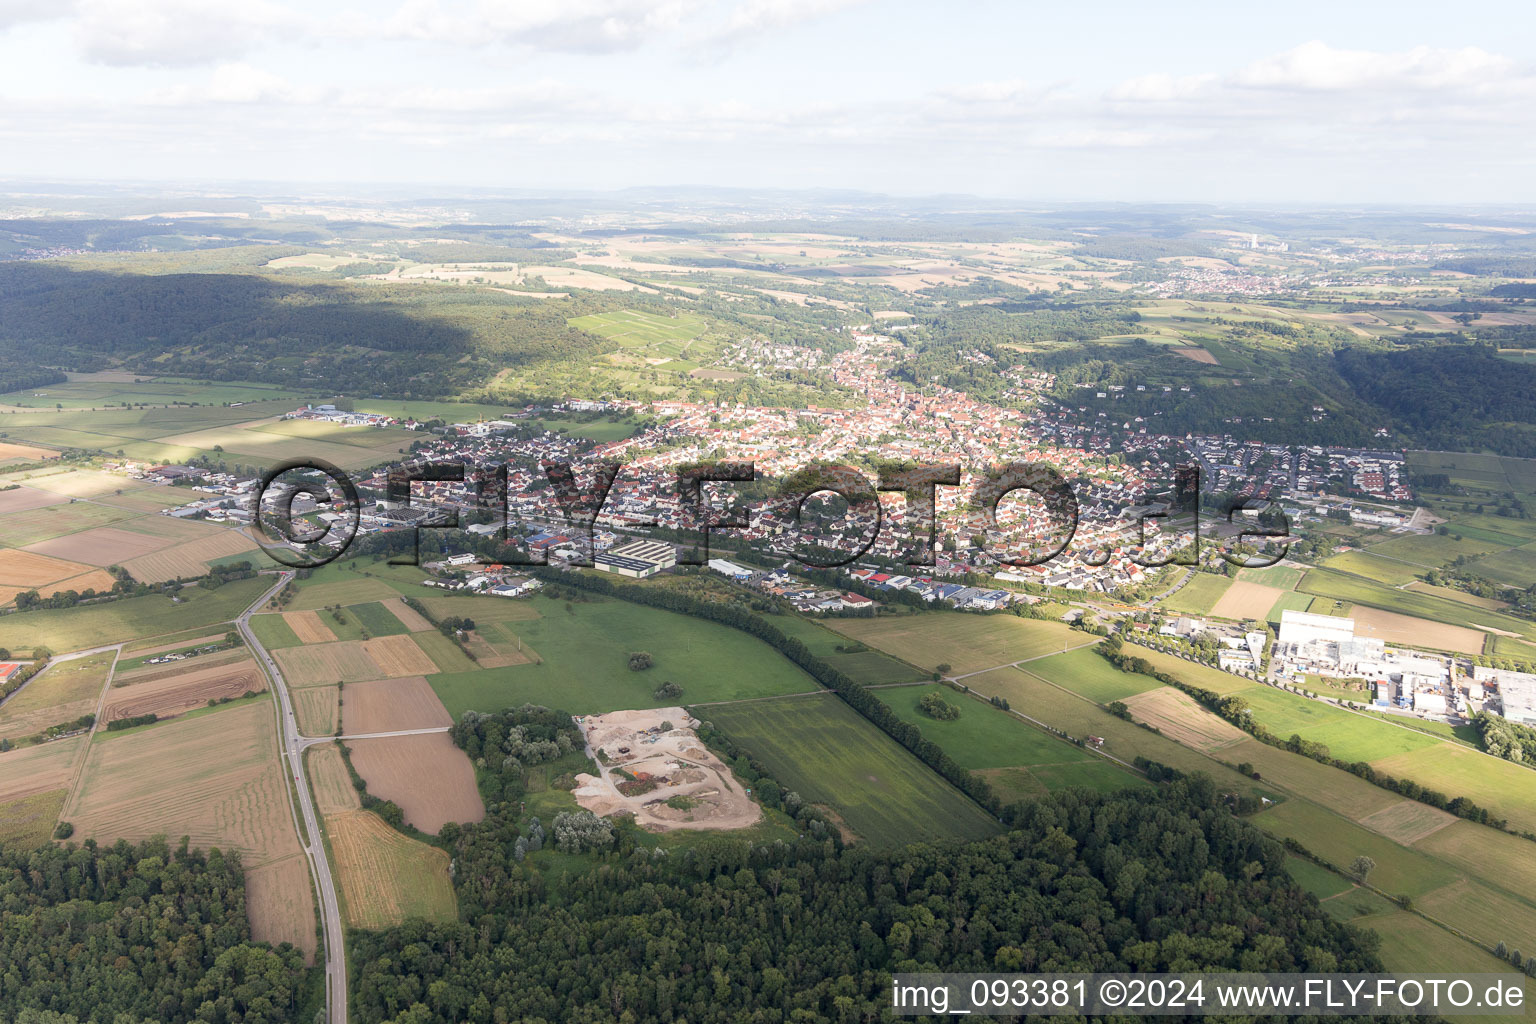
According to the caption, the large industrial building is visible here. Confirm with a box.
[594,539,677,579]
[1472,666,1536,727]
[1275,609,1451,711]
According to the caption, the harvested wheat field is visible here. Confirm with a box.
[361,635,437,676]
[325,809,457,929]
[1210,581,1285,621]
[347,733,484,833]
[121,531,258,583]
[275,635,436,685]
[285,610,337,644]
[1349,607,1485,655]
[24,526,172,565]
[381,597,432,632]
[245,853,317,962]
[0,441,58,461]
[1123,687,1248,752]
[307,743,361,814]
[68,700,302,869]
[460,630,530,668]
[0,485,66,515]
[0,735,84,803]
[274,642,384,685]
[341,677,451,734]
[28,471,138,499]
[1358,799,1459,845]
[0,548,94,588]
[294,685,339,736]
[103,659,265,723]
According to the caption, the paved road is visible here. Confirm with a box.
[238,573,347,1024]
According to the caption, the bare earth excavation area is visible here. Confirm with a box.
[573,708,760,832]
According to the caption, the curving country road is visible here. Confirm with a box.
[238,572,347,1024]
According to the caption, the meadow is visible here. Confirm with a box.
[881,684,1142,796]
[0,576,269,652]
[827,613,1082,676]
[1156,572,1232,616]
[1236,686,1439,763]
[424,594,821,717]
[700,693,1002,847]
[1018,647,1163,702]
[324,809,457,929]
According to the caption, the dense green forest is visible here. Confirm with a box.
[0,837,308,1023]
[354,706,1382,1023]
[1336,345,1536,456]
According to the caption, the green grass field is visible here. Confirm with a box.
[827,613,1082,676]
[1254,801,1457,898]
[1321,550,1423,585]
[699,693,1002,847]
[1237,687,1438,763]
[1156,572,1233,615]
[0,377,305,410]
[1122,644,1257,695]
[426,594,821,717]
[1017,647,1163,702]
[963,667,1266,797]
[0,789,67,848]
[1370,743,1536,836]
[0,577,269,653]
[1237,565,1305,590]
[1284,855,1353,900]
[569,308,709,361]
[1266,590,1314,623]
[348,601,409,638]
[248,613,302,650]
[1366,531,1503,566]
[882,685,1143,794]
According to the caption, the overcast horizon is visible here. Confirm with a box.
[4,0,1536,204]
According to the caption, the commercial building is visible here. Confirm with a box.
[594,539,677,579]
[1472,666,1536,727]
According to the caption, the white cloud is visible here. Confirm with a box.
[0,0,75,32]
[1231,40,1518,93]
[74,0,304,67]
[1106,72,1216,103]
[700,0,867,48]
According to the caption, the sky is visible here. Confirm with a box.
[2,0,1534,203]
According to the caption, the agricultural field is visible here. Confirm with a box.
[426,596,821,718]
[0,547,110,606]
[0,788,67,847]
[1402,581,1510,610]
[381,597,432,631]
[339,676,451,734]
[0,575,268,652]
[273,635,437,685]
[1122,643,1256,695]
[284,609,337,644]
[1020,647,1162,702]
[826,612,1081,676]
[1208,580,1285,621]
[294,685,339,737]
[1236,564,1305,590]
[348,601,410,638]
[1299,568,1536,644]
[1319,550,1423,585]
[1237,687,1438,763]
[249,613,303,650]
[67,699,316,951]
[346,733,484,833]
[1254,801,1458,898]
[0,735,82,805]
[1120,687,1248,753]
[1157,572,1233,616]
[324,809,457,929]
[0,651,114,744]
[961,667,1270,797]
[244,854,318,962]
[307,743,361,814]
[1348,606,1486,655]
[882,684,1142,797]
[701,692,1002,847]
[102,657,264,724]
[1370,743,1536,836]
